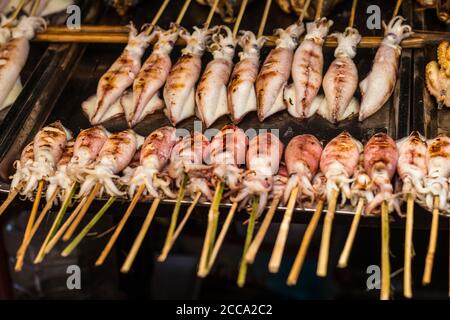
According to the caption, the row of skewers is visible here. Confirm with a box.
[84,0,414,130]
[1,120,448,300]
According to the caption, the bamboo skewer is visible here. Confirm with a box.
[158,174,187,262]
[205,201,238,275]
[5,0,26,26]
[40,197,88,256]
[257,0,271,38]
[337,198,364,268]
[34,183,78,263]
[245,196,280,264]
[404,193,414,298]
[393,0,403,18]
[120,198,161,273]
[198,181,223,276]
[0,188,20,217]
[268,186,299,273]
[61,196,116,257]
[30,0,40,16]
[63,182,101,241]
[95,184,146,266]
[146,0,171,35]
[316,189,339,277]
[16,180,44,266]
[287,200,324,286]
[14,187,59,271]
[237,196,258,287]
[205,0,220,28]
[423,196,440,285]
[348,0,358,29]
[380,200,391,300]
[232,0,248,37]
[315,0,324,20]
[169,192,202,247]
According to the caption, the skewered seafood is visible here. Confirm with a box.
[364,133,400,214]
[349,156,372,207]
[0,15,46,111]
[78,130,140,197]
[319,131,362,204]
[196,25,236,128]
[10,142,34,193]
[45,140,74,203]
[256,22,304,121]
[164,25,210,125]
[84,23,155,124]
[168,132,211,188]
[232,132,284,217]
[359,16,413,121]
[283,134,323,204]
[397,131,428,198]
[285,18,333,119]
[425,41,450,108]
[122,25,180,127]
[228,31,265,123]
[67,126,110,181]
[271,165,289,204]
[208,124,248,191]
[318,27,361,123]
[126,126,179,198]
[21,121,72,197]
[423,134,450,211]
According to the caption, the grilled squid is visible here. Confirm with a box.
[164,25,209,125]
[396,131,428,200]
[85,23,155,124]
[364,133,400,215]
[10,142,34,192]
[425,41,450,109]
[228,31,265,123]
[232,132,284,217]
[122,25,179,127]
[196,26,236,128]
[423,134,450,211]
[283,134,323,205]
[78,130,140,197]
[318,27,361,123]
[45,140,74,203]
[0,15,46,111]
[127,126,179,199]
[208,124,248,192]
[256,22,304,121]
[319,131,362,205]
[271,165,289,205]
[66,126,110,183]
[168,132,211,185]
[349,156,373,208]
[359,16,413,121]
[22,121,72,196]
[284,18,333,119]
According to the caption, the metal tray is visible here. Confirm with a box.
[0,0,420,223]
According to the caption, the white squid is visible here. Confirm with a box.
[227,31,265,123]
[359,16,413,121]
[164,25,210,125]
[318,27,361,123]
[232,132,284,217]
[127,126,178,199]
[22,121,72,197]
[196,25,236,128]
[122,25,179,127]
[10,141,34,192]
[284,17,333,119]
[256,22,304,121]
[45,140,74,203]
